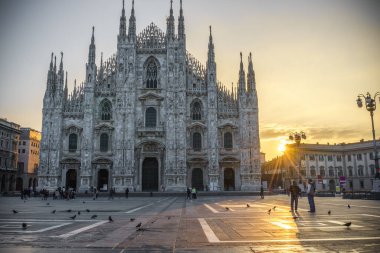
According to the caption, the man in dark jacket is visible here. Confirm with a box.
[289,181,301,211]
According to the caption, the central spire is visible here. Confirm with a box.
[88,26,96,66]
[128,0,136,42]
[118,0,127,42]
[238,52,246,95]
[207,26,215,68]
[178,0,185,40]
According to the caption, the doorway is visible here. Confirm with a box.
[192,168,203,191]
[142,158,158,192]
[224,168,235,191]
[66,169,77,190]
[97,169,109,191]
[16,177,23,191]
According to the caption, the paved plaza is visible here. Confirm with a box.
[0,194,379,252]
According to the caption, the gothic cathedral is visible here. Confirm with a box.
[38,0,261,192]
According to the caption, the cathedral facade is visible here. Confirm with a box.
[38,1,261,192]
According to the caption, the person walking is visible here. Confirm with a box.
[307,179,316,213]
[186,187,191,200]
[260,185,264,199]
[125,187,129,198]
[289,181,301,212]
[191,187,197,199]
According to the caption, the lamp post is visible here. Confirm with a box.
[356,92,380,180]
[289,131,307,187]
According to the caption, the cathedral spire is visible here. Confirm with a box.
[118,0,127,42]
[128,0,136,42]
[178,0,185,40]
[247,52,256,94]
[88,26,96,67]
[98,52,104,81]
[49,52,54,71]
[166,0,175,41]
[207,26,215,69]
[238,52,246,95]
[64,71,68,101]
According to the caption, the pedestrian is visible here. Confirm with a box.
[125,187,129,198]
[260,185,264,199]
[93,188,97,200]
[307,179,316,213]
[186,187,191,200]
[191,187,197,199]
[289,181,301,212]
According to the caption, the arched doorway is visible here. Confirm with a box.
[33,178,38,191]
[97,169,109,191]
[9,175,15,191]
[329,179,335,192]
[224,168,235,191]
[66,169,77,190]
[192,168,203,191]
[1,175,5,192]
[16,177,23,191]
[142,158,158,192]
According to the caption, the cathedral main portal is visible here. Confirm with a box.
[142,158,159,192]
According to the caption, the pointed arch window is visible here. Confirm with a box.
[224,132,233,149]
[100,133,109,152]
[68,133,77,152]
[193,132,202,151]
[100,100,112,121]
[191,101,202,120]
[145,107,157,127]
[146,61,158,88]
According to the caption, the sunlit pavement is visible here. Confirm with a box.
[0,194,379,252]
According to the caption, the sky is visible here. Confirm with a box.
[0,0,380,161]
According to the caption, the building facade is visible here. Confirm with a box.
[38,1,261,192]
[0,118,21,193]
[17,128,41,191]
[263,140,380,192]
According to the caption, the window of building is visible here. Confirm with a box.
[22,149,25,153]
[337,167,343,177]
[337,155,342,162]
[300,169,306,176]
[347,154,352,162]
[100,100,112,121]
[23,141,26,145]
[224,132,233,149]
[358,165,364,176]
[369,152,374,160]
[193,132,202,151]
[360,180,364,189]
[68,133,78,152]
[320,166,325,177]
[328,167,334,177]
[349,181,353,189]
[309,154,315,161]
[18,162,24,174]
[145,107,157,127]
[370,165,375,176]
[146,61,158,88]
[357,154,362,161]
[319,155,324,161]
[100,133,109,152]
[310,166,316,177]
[328,155,333,162]
[191,101,202,120]
[348,166,353,177]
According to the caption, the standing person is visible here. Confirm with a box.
[125,187,129,198]
[260,185,264,199]
[186,187,191,200]
[191,187,197,199]
[289,181,301,211]
[93,188,97,200]
[307,179,316,213]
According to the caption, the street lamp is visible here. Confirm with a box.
[289,132,307,187]
[356,92,380,179]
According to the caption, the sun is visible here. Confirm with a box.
[278,143,286,152]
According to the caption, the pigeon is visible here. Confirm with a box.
[91,215,97,219]
[82,201,86,204]
[267,209,271,215]
[66,209,72,212]
[343,222,352,228]
[348,204,351,209]
[225,207,230,211]
[69,215,77,220]
[167,216,171,220]
[46,202,50,206]
[328,210,331,215]
[22,223,27,229]
[246,204,250,208]
[130,218,135,222]
[136,222,142,228]
[273,206,276,211]
[108,216,113,222]
[51,210,56,214]
[12,209,18,214]
[78,211,81,215]
[86,209,90,212]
